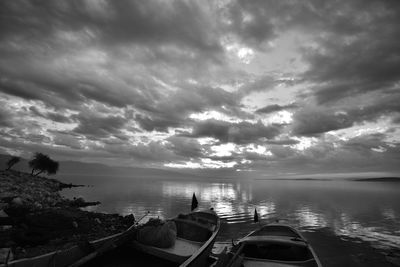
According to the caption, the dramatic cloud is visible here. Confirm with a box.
[256,103,298,114]
[187,119,281,144]
[0,106,14,127]
[1,0,399,175]
[29,106,72,123]
[291,108,353,136]
[72,112,128,139]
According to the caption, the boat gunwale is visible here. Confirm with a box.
[240,236,309,248]
[180,210,221,267]
[242,256,319,264]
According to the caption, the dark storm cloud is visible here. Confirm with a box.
[135,86,238,132]
[292,91,400,136]
[0,55,151,110]
[0,79,44,102]
[186,119,281,144]
[222,0,277,47]
[0,0,222,54]
[300,0,400,104]
[238,75,276,96]
[29,106,72,123]
[256,103,298,114]
[221,0,369,49]
[341,133,395,154]
[0,0,226,114]
[0,68,87,110]
[0,106,14,127]
[291,108,353,136]
[347,93,400,121]
[268,145,297,159]
[135,114,180,133]
[77,83,144,109]
[265,139,299,145]
[166,136,204,159]
[72,112,128,139]
[51,131,83,150]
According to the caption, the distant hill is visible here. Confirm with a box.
[351,177,400,182]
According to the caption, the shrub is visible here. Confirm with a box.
[29,153,59,176]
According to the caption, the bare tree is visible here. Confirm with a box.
[6,156,20,170]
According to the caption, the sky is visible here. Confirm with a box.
[0,0,399,177]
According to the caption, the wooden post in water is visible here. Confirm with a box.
[191,193,198,211]
[254,208,260,226]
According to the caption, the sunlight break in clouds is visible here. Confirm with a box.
[0,0,399,175]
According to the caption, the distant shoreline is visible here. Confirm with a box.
[350,177,400,182]
[255,178,332,181]
[256,177,400,182]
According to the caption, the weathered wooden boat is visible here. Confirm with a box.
[131,209,220,267]
[0,222,137,267]
[214,224,322,267]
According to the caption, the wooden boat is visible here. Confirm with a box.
[131,209,220,267]
[214,224,322,267]
[0,222,137,267]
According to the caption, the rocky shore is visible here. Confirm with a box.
[0,170,135,263]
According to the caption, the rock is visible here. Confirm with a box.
[0,210,8,218]
[33,202,43,210]
[386,250,400,266]
[0,248,13,264]
[11,197,23,206]
[0,203,8,210]
[94,218,101,224]
[72,221,78,228]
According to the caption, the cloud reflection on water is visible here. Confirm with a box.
[295,206,328,228]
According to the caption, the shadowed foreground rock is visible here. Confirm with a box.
[0,170,135,261]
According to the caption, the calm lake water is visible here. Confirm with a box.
[59,175,400,252]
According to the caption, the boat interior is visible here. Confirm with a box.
[172,211,218,243]
[250,225,301,238]
[241,241,314,262]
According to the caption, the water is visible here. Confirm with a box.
[59,175,400,252]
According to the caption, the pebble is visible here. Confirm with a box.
[0,210,8,217]
[11,197,23,206]
[33,202,43,209]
